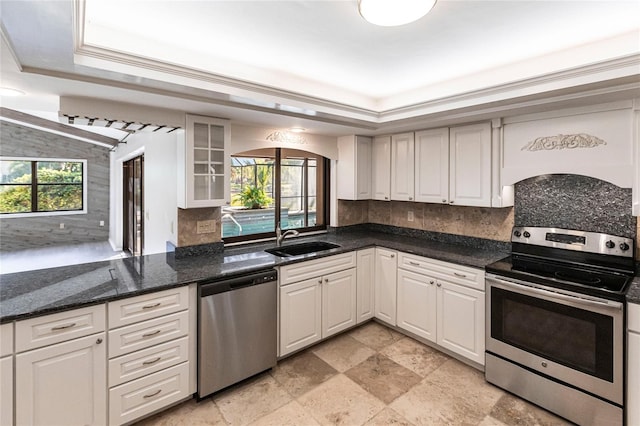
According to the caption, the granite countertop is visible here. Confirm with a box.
[2,227,637,322]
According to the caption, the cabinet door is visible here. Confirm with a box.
[415,128,449,204]
[356,248,376,323]
[180,114,230,208]
[372,136,391,201]
[16,333,107,426]
[397,269,437,342]
[322,269,357,338]
[337,136,372,200]
[391,133,415,201]
[436,281,485,365]
[374,248,397,326]
[628,330,640,426]
[280,279,322,356]
[449,123,491,207]
[1,356,12,426]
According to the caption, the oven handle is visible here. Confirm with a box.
[486,274,623,311]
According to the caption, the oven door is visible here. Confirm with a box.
[486,274,623,405]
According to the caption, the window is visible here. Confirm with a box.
[223,148,328,242]
[0,158,86,216]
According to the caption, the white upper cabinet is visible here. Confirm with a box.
[415,128,449,204]
[372,136,392,201]
[449,123,492,207]
[391,133,415,201]
[337,135,372,200]
[178,114,230,208]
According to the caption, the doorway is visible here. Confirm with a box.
[123,155,144,256]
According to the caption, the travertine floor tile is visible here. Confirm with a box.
[363,407,414,426]
[270,350,338,398]
[489,393,573,426]
[390,359,504,425]
[213,373,291,426]
[479,415,510,426]
[348,321,404,351]
[380,336,450,378]
[134,398,227,426]
[298,374,386,426]
[249,400,320,426]
[311,333,376,372]
[345,353,422,404]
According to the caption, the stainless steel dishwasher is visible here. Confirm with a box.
[197,269,278,399]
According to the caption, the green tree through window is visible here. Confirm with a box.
[0,159,85,214]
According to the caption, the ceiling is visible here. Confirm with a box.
[1,0,639,138]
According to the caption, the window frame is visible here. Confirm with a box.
[223,148,329,244]
[0,157,88,218]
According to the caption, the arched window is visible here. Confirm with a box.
[223,148,328,242]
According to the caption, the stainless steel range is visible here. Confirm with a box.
[485,227,635,426]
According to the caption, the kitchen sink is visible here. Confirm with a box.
[265,241,341,257]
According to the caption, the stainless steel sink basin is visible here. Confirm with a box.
[265,241,340,257]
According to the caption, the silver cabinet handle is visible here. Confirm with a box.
[429,280,435,285]
[409,197,413,201]
[324,278,329,283]
[142,329,162,338]
[453,272,467,278]
[408,261,420,266]
[52,323,76,331]
[384,196,389,200]
[318,279,322,284]
[142,357,162,366]
[437,283,442,287]
[442,199,447,203]
[450,200,454,204]
[96,338,103,344]
[390,254,395,258]
[143,389,162,399]
[142,302,161,310]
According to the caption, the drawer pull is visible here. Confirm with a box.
[142,357,162,366]
[453,272,467,278]
[143,389,162,399]
[437,282,442,287]
[142,303,161,310]
[142,330,162,338]
[408,261,420,266]
[51,323,77,331]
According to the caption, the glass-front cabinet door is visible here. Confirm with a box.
[179,114,230,208]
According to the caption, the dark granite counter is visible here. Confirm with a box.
[1,226,509,323]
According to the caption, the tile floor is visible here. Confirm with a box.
[135,322,573,426]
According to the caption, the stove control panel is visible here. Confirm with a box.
[512,226,635,258]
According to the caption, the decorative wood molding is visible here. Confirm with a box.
[265,131,306,145]
[521,133,606,151]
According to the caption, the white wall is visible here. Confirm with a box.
[109,131,181,254]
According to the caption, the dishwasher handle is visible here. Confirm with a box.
[199,269,277,297]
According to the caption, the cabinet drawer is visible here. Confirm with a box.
[15,304,106,352]
[109,362,190,426]
[109,336,189,387]
[280,252,356,286]
[629,303,640,333]
[0,323,13,357]
[398,252,484,291]
[108,286,189,329]
[109,311,189,358]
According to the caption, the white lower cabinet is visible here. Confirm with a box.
[374,248,397,326]
[109,362,190,426]
[280,278,323,355]
[356,248,376,323]
[436,280,485,364]
[279,253,358,357]
[16,332,107,426]
[628,303,640,426]
[1,355,13,426]
[396,252,485,365]
[397,269,436,342]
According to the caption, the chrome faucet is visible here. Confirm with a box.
[276,222,299,246]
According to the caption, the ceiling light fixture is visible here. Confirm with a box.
[0,87,25,97]
[358,0,436,27]
[289,127,306,133]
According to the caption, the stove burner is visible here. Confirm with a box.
[554,271,602,286]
